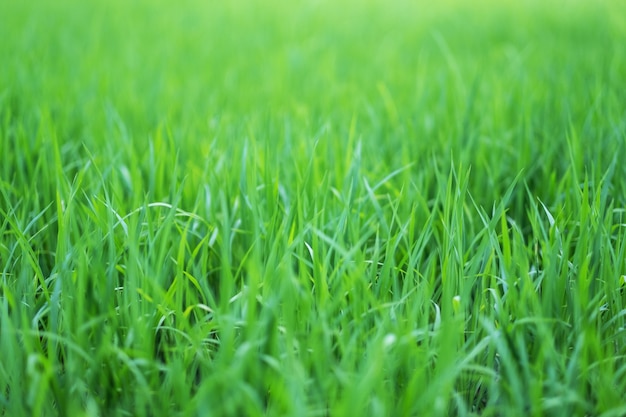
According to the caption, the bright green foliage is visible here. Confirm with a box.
[1,0,625,416]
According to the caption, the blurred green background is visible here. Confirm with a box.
[2,0,624,204]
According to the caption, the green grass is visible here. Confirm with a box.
[1,0,626,415]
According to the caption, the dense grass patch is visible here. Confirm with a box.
[1,0,625,415]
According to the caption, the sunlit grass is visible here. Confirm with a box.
[1,0,625,416]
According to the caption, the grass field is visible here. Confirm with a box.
[1,0,626,415]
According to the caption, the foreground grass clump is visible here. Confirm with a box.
[1,0,626,415]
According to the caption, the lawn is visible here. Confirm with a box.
[1,0,625,415]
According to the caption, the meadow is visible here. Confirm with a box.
[1,0,626,415]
